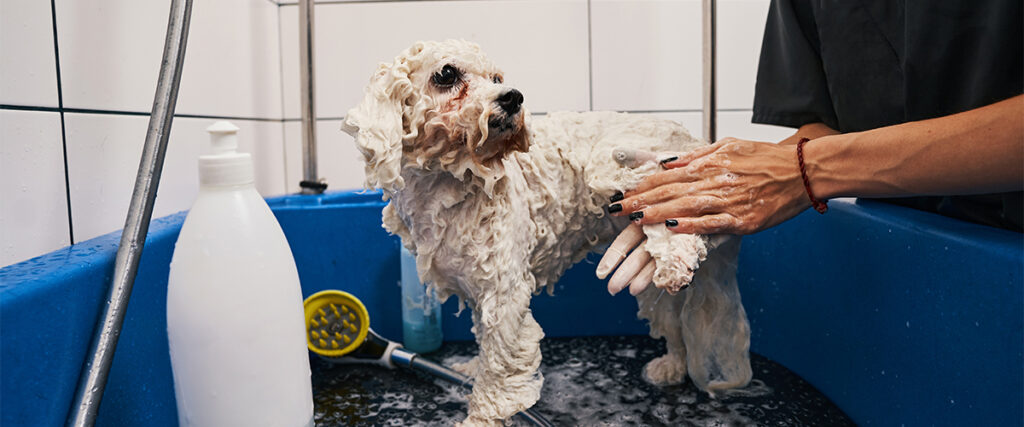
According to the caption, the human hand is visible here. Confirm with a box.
[609,137,812,235]
[595,223,656,296]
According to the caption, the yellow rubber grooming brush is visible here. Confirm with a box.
[301,289,554,427]
[303,290,370,358]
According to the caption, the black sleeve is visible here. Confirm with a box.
[752,0,838,130]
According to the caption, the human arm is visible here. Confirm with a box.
[610,94,1024,235]
[803,95,1023,199]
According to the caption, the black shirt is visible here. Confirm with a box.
[752,0,1023,231]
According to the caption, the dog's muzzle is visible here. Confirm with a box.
[489,89,524,134]
[496,89,523,115]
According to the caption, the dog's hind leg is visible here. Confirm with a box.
[636,286,688,385]
[459,284,545,427]
[678,236,752,397]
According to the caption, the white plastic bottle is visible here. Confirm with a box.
[166,121,314,427]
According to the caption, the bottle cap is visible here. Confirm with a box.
[199,121,254,187]
[206,121,240,155]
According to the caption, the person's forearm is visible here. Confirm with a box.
[805,95,1024,199]
[778,122,839,145]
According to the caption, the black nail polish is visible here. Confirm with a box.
[629,211,644,221]
[660,156,679,164]
[609,191,624,202]
[665,219,678,227]
[607,203,623,213]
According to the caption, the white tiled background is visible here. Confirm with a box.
[1,0,791,267]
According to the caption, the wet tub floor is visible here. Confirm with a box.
[311,335,854,426]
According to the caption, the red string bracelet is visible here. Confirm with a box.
[796,137,828,214]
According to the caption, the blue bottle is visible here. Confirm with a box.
[400,246,443,353]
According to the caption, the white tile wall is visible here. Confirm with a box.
[718,0,771,110]
[242,120,289,196]
[55,0,283,118]
[54,0,168,112]
[591,0,702,112]
[283,120,365,192]
[64,113,190,242]
[175,0,284,119]
[0,0,59,107]
[279,0,591,119]
[591,0,771,112]
[65,114,287,242]
[0,111,70,266]
[718,110,794,142]
[3,0,782,267]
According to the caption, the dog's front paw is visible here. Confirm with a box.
[642,226,708,293]
[643,353,687,385]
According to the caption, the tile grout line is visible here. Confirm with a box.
[50,0,74,245]
[0,105,61,113]
[0,104,291,122]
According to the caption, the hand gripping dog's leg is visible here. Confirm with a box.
[458,284,544,427]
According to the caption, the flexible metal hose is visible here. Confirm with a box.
[66,1,192,425]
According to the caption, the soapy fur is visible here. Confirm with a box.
[342,40,751,426]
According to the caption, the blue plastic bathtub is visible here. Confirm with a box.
[2,191,1021,426]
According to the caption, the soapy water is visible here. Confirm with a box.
[310,335,854,426]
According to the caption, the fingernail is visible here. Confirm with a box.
[629,211,644,221]
[609,191,624,202]
[660,156,679,164]
[665,219,678,227]
[607,203,623,213]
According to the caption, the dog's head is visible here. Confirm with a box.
[342,40,529,193]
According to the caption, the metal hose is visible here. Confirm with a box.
[65,1,192,425]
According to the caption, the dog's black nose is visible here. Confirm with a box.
[496,89,523,115]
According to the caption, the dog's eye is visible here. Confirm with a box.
[432,65,460,87]
[492,75,503,84]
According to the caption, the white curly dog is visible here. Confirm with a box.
[342,39,751,426]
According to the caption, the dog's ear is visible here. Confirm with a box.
[342,58,416,192]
